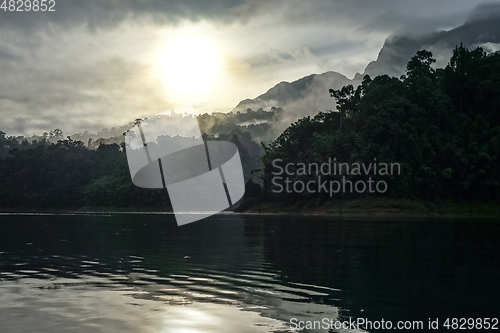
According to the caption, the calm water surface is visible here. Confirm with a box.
[0,214,498,332]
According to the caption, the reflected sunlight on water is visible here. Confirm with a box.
[0,214,498,333]
[0,277,289,333]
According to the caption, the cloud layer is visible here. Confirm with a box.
[0,0,492,136]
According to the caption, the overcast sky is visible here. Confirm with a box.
[0,0,492,136]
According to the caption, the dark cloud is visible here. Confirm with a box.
[0,0,247,32]
[0,0,488,34]
[248,0,486,31]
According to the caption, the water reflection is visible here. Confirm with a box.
[0,277,288,333]
[0,214,499,332]
[0,214,347,333]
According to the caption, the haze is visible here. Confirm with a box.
[0,0,490,136]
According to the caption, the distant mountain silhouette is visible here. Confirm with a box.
[233,71,359,120]
[362,3,500,78]
[234,3,500,118]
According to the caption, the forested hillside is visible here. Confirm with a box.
[259,46,500,206]
[0,130,261,210]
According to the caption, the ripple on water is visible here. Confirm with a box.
[0,250,351,333]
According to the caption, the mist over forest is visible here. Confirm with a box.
[1,44,499,211]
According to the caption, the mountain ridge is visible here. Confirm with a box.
[233,3,500,119]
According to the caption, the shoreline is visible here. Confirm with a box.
[237,197,500,218]
[0,197,498,219]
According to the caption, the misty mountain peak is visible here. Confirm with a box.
[232,3,500,125]
[363,3,500,79]
[465,3,500,24]
[233,71,353,117]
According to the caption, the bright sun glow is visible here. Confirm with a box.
[157,35,222,102]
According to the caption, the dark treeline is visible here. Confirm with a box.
[260,46,500,204]
[0,130,263,210]
[0,106,282,210]
[0,138,164,209]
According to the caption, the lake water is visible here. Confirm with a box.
[0,213,498,332]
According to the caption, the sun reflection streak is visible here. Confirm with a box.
[160,307,222,333]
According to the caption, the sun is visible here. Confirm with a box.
[157,35,222,101]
